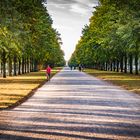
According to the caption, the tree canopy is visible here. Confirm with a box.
[69,0,140,74]
[0,0,65,78]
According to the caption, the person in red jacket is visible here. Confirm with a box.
[46,65,51,81]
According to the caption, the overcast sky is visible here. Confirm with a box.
[46,0,98,60]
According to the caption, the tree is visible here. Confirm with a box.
[70,0,140,74]
[0,0,65,78]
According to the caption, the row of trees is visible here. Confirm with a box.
[0,0,65,78]
[69,0,140,74]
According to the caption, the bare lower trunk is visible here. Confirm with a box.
[8,57,12,76]
[124,54,127,73]
[2,50,7,78]
[22,57,25,74]
[116,60,119,72]
[110,62,113,71]
[18,58,21,75]
[120,56,123,72]
[129,54,133,74]
[13,56,17,76]
[135,53,138,75]
[113,61,116,71]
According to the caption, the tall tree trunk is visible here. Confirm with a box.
[113,60,116,71]
[0,62,2,74]
[110,62,113,71]
[2,50,7,78]
[135,53,138,75]
[105,62,108,71]
[116,60,119,72]
[22,57,25,74]
[8,56,12,76]
[31,58,34,72]
[18,58,21,75]
[27,58,30,73]
[120,56,123,72]
[124,54,127,73]
[129,54,133,74]
[25,58,27,73]
[13,56,17,76]
[30,58,33,72]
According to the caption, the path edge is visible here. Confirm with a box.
[0,69,61,111]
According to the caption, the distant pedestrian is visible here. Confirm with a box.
[46,65,51,81]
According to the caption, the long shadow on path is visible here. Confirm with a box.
[0,67,140,140]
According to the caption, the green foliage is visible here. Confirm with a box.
[70,0,140,73]
[0,0,65,77]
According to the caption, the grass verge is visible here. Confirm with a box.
[0,67,61,109]
[85,69,140,94]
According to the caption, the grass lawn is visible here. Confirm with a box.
[85,69,140,94]
[0,67,61,109]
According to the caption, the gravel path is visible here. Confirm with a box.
[0,67,140,140]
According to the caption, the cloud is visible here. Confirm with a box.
[70,4,91,16]
[47,0,98,16]
[47,0,76,5]
[47,0,98,5]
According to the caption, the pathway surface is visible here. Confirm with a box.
[0,67,140,140]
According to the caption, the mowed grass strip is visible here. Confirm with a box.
[85,69,140,94]
[0,68,61,109]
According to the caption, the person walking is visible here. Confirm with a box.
[46,65,51,81]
